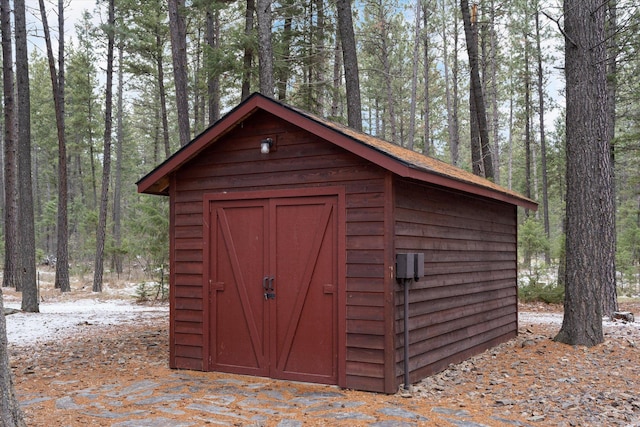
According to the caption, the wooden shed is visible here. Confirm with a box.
[137,93,536,394]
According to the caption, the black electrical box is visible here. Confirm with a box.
[396,253,415,280]
[396,253,424,282]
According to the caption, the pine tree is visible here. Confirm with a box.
[555,0,612,347]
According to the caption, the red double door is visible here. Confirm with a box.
[206,193,339,385]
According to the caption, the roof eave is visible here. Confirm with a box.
[400,165,538,210]
[137,93,537,210]
[137,94,265,195]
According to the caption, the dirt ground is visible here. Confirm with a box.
[4,277,640,426]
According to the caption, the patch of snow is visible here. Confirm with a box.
[4,299,168,347]
[519,311,563,325]
[519,311,640,340]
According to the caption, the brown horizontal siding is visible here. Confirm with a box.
[408,321,517,380]
[403,312,517,365]
[347,333,385,350]
[423,260,515,276]
[394,178,518,389]
[347,347,385,364]
[174,332,202,346]
[174,250,202,263]
[345,375,385,392]
[174,225,203,240]
[173,285,202,298]
[346,277,385,293]
[408,296,514,331]
[396,206,516,233]
[174,296,203,311]
[174,356,203,371]
[174,166,383,198]
[409,271,516,298]
[406,287,517,318]
[174,212,203,226]
[173,262,202,275]
[346,360,385,378]
[405,301,515,344]
[174,320,202,335]
[348,305,386,321]
[347,319,385,335]
[174,344,202,359]
[174,239,202,251]
[167,112,389,391]
[173,309,202,323]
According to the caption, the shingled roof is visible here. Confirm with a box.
[137,93,537,210]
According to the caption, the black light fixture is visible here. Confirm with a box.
[260,137,274,154]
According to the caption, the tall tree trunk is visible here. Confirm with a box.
[442,0,457,165]
[489,0,500,183]
[451,3,460,166]
[56,0,69,291]
[193,27,202,134]
[39,0,70,292]
[206,5,220,123]
[1,0,18,291]
[524,39,532,218]
[112,43,124,277]
[507,55,514,189]
[314,0,327,114]
[156,32,171,158]
[153,106,160,165]
[407,0,421,151]
[0,290,26,426]
[336,0,362,131]
[0,120,4,242]
[536,10,551,265]
[241,0,255,100]
[277,14,293,101]
[331,36,342,118]
[93,0,115,293]
[423,2,431,156]
[470,82,483,175]
[15,0,38,311]
[168,0,191,146]
[555,0,611,347]
[460,0,494,179]
[256,0,274,97]
[0,6,23,423]
[89,109,97,209]
[380,14,396,144]
[601,0,618,318]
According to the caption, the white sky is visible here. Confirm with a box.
[25,0,101,57]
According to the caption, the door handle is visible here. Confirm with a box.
[263,276,275,299]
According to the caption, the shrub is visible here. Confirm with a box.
[518,269,564,304]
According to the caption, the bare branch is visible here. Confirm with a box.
[541,10,578,48]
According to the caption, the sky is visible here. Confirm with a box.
[25,0,101,57]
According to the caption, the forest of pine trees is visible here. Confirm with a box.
[0,0,638,297]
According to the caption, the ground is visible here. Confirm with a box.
[3,272,640,426]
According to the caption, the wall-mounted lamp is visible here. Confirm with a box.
[260,137,274,154]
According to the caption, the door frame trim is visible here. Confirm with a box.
[202,186,346,388]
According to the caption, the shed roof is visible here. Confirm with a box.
[137,93,537,210]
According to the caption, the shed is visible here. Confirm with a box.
[137,93,537,394]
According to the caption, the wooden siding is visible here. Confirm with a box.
[169,110,391,392]
[393,178,518,388]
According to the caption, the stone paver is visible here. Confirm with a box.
[18,371,535,426]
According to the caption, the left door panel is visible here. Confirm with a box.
[208,200,269,376]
